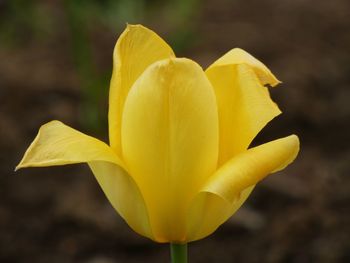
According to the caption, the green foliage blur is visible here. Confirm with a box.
[0,0,200,132]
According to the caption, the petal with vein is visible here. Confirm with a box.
[16,120,123,169]
[109,24,175,155]
[203,135,299,204]
[16,120,153,239]
[187,135,299,241]
[121,58,219,242]
[206,49,282,166]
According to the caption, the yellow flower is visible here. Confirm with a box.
[16,24,299,243]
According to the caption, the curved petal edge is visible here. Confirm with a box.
[16,120,124,170]
[206,48,280,86]
[202,135,300,204]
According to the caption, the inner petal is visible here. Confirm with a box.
[121,58,219,242]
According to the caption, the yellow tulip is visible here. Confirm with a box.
[16,24,299,243]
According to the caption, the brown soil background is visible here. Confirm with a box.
[1,0,349,262]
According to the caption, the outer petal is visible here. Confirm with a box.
[206,48,282,166]
[203,135,299,203]
[89,162,153,239]
[207,48,280,86]
[109,24,175,155]
[16,121,153,239]
[121,58,219,242]
[186,186,254,242]
[187,135,299,241]
[16,121,123,169]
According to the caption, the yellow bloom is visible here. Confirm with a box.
[16,24,299,243]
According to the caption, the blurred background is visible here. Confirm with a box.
[1,0,349,262]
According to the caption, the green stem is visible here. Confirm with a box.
[170,243,188,263]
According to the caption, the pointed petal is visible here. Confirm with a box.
[109,24,175,155]
[206,49,282,166]
[16,120,123,169]
[16,121,154,239]
[121,58,219,242]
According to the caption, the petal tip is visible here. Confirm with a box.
[210,47,281,87]
[14,163,30,172]
[271,134,300,173]
[125,23,143,31]
[15,157,31,171]
[286,134,300,148]
[270,76,282,87]
[290,134,300,151]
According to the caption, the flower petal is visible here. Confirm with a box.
[187,135,299,241]
[109,24,175,155]
[207,48,280,86]
[203,135,299,203]
[206,48,282,166]
[89,162,153,239]
[16,121,153,239]
[121,58,219,242]
[16,120,123,169]
[186,186,254,241]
